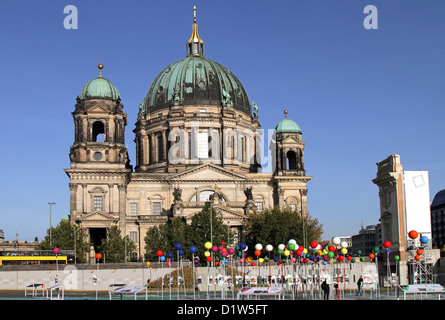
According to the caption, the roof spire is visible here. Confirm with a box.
[187,6,204,56]
[98,59,103,77]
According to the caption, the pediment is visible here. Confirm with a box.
[165,164,246,182]
[281,135,301,145]
[87,104,109,114]
[79,211,115,222]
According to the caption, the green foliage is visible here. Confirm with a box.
[144,204,234,263]
[244,206,323,256]
[36,221,90,263]
[99,225,136,263]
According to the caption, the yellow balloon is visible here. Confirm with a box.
[341,248,348,255]
[317,250,323,256]
[205,242,212,250]
[146,261,151,266]
[204,251,210,257]
[303,248,308,254]
[284,249,290,256]
[259,258,264,263]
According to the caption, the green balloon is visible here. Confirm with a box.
[265,257,269,262]
[395,255,400,261]
[360,257,365,262]
[351,258,356,263]
[288,243,295,251]
[373,246,380,253]
[327,251,335,258]
[357,250,362,255]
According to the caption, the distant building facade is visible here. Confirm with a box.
[431,189,445,251]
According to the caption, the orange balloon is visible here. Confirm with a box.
[369,253,375,259]
[95,253,102,260]
[415,255,420,261]
[417,249,423,255]
[408,230,418,239]
[254,249,261,256]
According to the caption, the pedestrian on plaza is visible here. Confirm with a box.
[321,279,330,300]
[356,275,363,296]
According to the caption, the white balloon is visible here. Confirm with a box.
[255,244,263,251]
[266,244,273,252]
[278,244,285,251]
[340,241,348,248]
[242,245,248,251]
[288,239,297,245]
[332,237,341,245]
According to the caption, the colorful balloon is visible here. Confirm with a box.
[420,236,429,244]
[408,230,418,239]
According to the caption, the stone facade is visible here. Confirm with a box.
[64,12,311,261]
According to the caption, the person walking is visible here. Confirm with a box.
[356,275,363,296]
[321,279,330,300]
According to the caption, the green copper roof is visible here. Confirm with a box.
[276,118,302,133]
[79,76,120,101]
[143,55,251,115]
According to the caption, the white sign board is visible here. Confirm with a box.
[404,171,431,234]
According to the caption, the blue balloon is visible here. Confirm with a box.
[386,249,391,255]
[224,259,229,264]
[167,252,173,258]
[175,243,182,250]
[178,249,184,256]
[420,236,429,244]
[274,257,279,262]
[239,243,247,250]
[160,256,166,262]
[190,246,197,253]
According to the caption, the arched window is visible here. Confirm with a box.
[286,150,297,170]
[92,121,105,142]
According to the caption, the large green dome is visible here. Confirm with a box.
[143,55,251,115]
[79,74,120,101]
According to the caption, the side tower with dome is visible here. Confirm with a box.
[65,8,311,261]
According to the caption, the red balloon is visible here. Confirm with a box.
[328,246,335,252]
[310,241,318,248]
[408,230,418,239]
[95,253,102,260]
[298,245,304,252]
[206,256,212,262]
[251,262,256,267]
[339,256,344,261]
[156,250,163,257]
[415,255,420,261]
[254,249,261,256]
[347,256,352,261]
[383,241,391,248]
[369,253,375,259]
[417,249,423,255]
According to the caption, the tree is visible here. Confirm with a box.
[244,206,323,256]
[37,220,90,263]
[144,204,235,263]
[99,225,136,263]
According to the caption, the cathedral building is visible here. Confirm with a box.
[65,8,311,261]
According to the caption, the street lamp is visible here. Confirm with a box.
[48,202,56,245]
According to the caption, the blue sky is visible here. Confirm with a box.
[0,0,444,242]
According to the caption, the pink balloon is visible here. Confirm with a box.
[228,248,235,254]
[240,258,244,263]
[221,251,228,257]
[218,246,224,251]
[211,246,218,252]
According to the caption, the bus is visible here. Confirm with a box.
[0,250,75,265]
